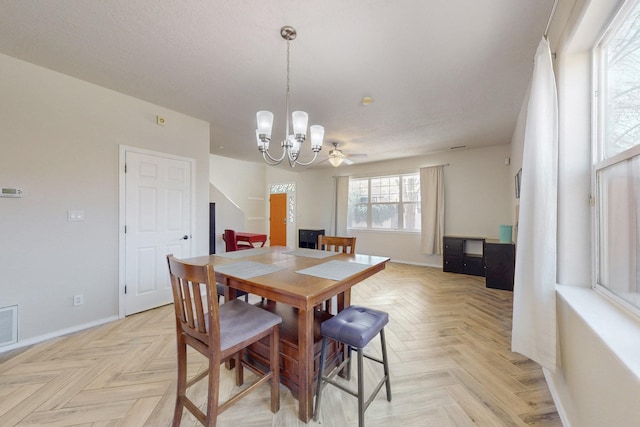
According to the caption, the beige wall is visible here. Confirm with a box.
[0,53,210,345]
[212,143,512,266]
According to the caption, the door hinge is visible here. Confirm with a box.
[124,163,127,173]
[124,285,127,294]
[124,225,127,233]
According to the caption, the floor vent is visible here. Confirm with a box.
[0,305,18,347]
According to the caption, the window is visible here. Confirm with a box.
[594,0,640,311]
[347,174,421,231]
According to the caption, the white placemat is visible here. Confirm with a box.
[215,261,285,279]
[283,248,336,259]
[295,260,371,281]
[217,247,272,259]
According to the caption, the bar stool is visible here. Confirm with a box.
[313,305,392,427]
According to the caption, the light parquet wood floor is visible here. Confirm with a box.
[0,263,561,426]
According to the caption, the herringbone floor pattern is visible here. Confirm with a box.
[0,263,561,426]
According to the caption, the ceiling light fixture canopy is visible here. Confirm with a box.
[256,26,324,167]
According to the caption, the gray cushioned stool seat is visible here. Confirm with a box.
[320,305,389,349]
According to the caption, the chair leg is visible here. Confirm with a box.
[235,350,243,387]
[205,355,221,427]
[357,348,365,427]
[270,326,280,413]
[313,337,328,421]
[172,336,187,427]
[380,328,392,401]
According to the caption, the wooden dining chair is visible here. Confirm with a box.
[318,235,356,254]
[316,236,357,313]
[223,229,252,252]
[166,255,282,427]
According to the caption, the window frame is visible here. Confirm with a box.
[592,0,640,316]
[347,173,421,232]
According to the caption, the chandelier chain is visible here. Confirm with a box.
[286,38,291,139]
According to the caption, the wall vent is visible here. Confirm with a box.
[0,305,18,347]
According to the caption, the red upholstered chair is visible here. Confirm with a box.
[223,229,251,252]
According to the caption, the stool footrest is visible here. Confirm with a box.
[363,353,383,365]
[320,372,390,414]
[319,350,389,412]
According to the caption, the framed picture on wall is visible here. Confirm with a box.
[515,168,522,199]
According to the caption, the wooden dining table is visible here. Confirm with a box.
[181,246,389,423]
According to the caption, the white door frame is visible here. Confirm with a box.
[118,145,196,318]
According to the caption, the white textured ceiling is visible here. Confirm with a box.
[0,0,555,168]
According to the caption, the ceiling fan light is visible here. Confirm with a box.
[328,156,344,167]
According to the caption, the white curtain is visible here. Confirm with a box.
[332,176,349,236]
[420,166,445,255]
[511,37,558,372]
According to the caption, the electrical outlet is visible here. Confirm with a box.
[73,294,83,306]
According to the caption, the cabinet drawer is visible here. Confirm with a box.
[463,256,485,276]
[443,237,464,256]
[443,256,463,273]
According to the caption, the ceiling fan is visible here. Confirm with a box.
[325,142,367,167]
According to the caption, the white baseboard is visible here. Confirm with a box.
[389,258,442,268]
[0,315,119,354]
[543,367,571,427]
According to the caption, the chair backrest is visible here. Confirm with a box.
[318,235,356,254]
[167,254,219,350]
[223,229,240,252]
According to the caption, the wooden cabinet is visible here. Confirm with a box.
[443,236,516,291]
[443,236,485,276]
[484,242,515,291]
[298,229,324,249]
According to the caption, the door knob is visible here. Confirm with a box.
[182,235,189,240]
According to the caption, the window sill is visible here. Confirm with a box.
[347,228,420,234]
[556,285,640,380]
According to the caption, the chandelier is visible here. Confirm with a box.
[256,26,324,167]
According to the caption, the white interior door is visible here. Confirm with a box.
[124,150,192,315]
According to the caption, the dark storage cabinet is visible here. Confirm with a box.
[299,229,325,249]
[443,236,516,291]
[484,242,515,291]
[443,236,485,276]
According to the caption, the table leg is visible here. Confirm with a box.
[336,289,352,378]
[297,307,315,422]
[336,289,351,312]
